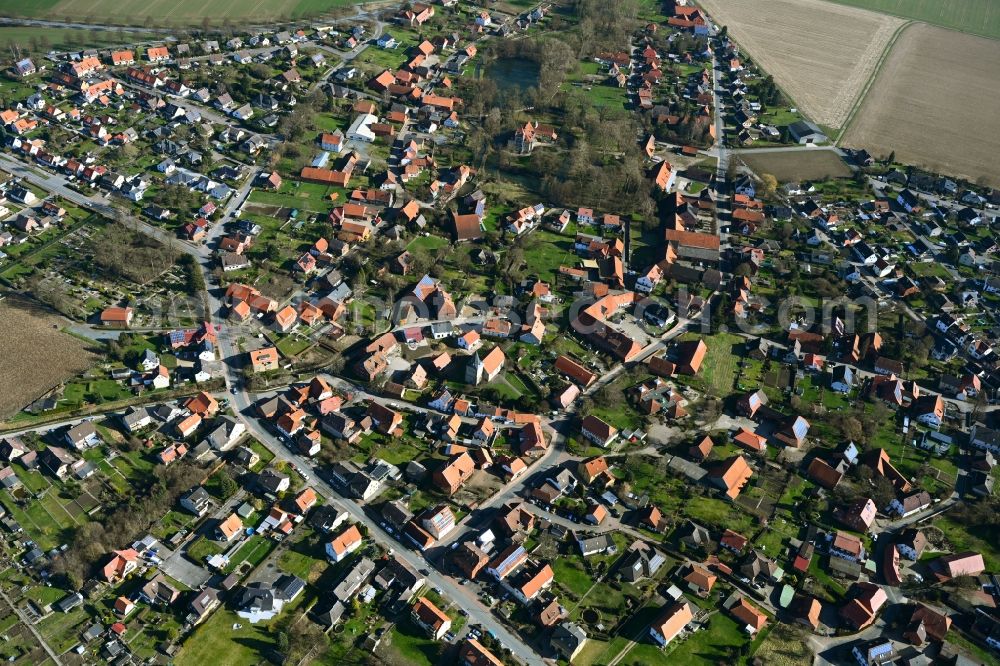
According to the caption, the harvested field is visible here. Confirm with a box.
[696,0,905,128]
[0,300,96,420]
[739,150,852,182]
[841,23,1000,188]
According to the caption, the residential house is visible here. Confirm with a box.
[648,601,694,647]
[326,525,363,562]
[411,597,451,640]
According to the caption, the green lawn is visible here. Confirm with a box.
[176,609,276,666]
[224,535,275,573]
[0,26,151,53]
[935,513,1000,571]
[683,496,757,535]
[552,557,595,597]
[0,492,60,551]
[520,229,577,283]
[278,547,324,580]
[407,234,451,253]
[276,334,313,357]
[386,617,443,666]
[807,556,847,601]
[0,0,362,24]
[24,585,68,608]
[36,605,90,653]
[654,611,748,664]
[675,332,744,397]
[186,537,223,563]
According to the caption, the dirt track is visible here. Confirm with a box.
[841,22,1000,187]
[697,0,904,128]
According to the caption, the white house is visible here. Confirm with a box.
[346,113,377,143]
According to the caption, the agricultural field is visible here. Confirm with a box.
[0,300,97,421]
[825,0,1000,40]
[840,23,1000,188]
[0,27,151,54]
[0,0,361,24]
[739,150,853,183]
[696,0,905,128]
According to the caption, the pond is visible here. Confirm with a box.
[485,57,540,92]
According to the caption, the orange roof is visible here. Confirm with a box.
[100,306,133,323]
[452,211,482,240]
[400,199,420,221]
[249,347,279,366]
[459,639,504,666]
[231,299,251,319]
[422,94,456,110]
[218,513,243,539]
[588,503,608,523]
[176,413,201,435]
[329,524,362,556]
[665,229,720,250]
[730,597,768,631]
[581,415,617,441]
[372,70,395,88]
[580,456,609,480]
[300,167,350,186]
[712,455,753,498]
[481,347,505,375]
[734,427,767,452]
[320,132,343,146]
[651,601,693,643]
[436,452,475,491]
[275,305,297,328]
[678,339,708,374]
[294,487,317,512]
[554,355,596,386]
[147,46,170,59]
[519,564,553,599]
[684,565,717,591]
[184,391,218,415]
[413,596,450,629]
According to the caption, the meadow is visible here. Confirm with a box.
[740,150,852,183]
[0,0,361,25]
[826,0,1000,40]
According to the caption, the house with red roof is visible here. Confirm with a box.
[102,549,140,582]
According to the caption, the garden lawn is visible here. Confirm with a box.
[175,609,277,666]
[520,229,577,283]
[935,513,1000,571]
[676,331,744,397]
[552,557,595,597]
[224,535,275,573]
[186,537,223,563]
[386,617,442,666]
[657,611,748,664]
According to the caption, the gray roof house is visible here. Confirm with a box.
[788,120,828,144]
[551,622,588,661]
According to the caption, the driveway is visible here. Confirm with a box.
[160,545,212,589]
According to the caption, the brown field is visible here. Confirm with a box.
[0,300,96,420]
[739,149,852,182]
[696,0,905,128]
[841,23,1000,188]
